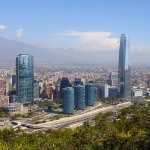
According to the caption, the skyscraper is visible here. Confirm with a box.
[85,83,95,106]
[60,77,71,98]
[11,74,16,87]
[34,83,39,100]
[74,78,84,86]
[118,34,131,98]
[16,54,34,104]
[108,72,118,87]
[97,84,109,98]
[74,85,85,110]
[63,87,74,114]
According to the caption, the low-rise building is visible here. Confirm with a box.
[0,118,9,126]
[131,89,143,97]
[6,103,28,116]
[109,86,118,97]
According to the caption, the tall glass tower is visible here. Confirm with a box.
[118,34,131,98]
[16,54,34,104]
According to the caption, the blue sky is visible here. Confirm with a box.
[0,0,150,52]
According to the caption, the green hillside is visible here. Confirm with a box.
[0,102,150,150]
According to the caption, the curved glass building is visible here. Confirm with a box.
[118,34,131,98]
[74,78,84,86]
[60,77,71,98]
[63,87,74,114]
[16,54,34,104]
[75,85,85,110]
[85,83,95,106]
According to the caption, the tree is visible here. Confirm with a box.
[55,98,62,104]
[0,112,7,117]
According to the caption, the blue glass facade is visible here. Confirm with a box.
[34,83,39,99]
[108,72,118,87]
[11,75,16,87]
[16,54,34,104]
[75,85,85,110]
[12,95,18,103]
[74,78,83,86]
[118,34,131,98]
[85,84,95,106]
[60,77,71,98]
[63,87,74,114]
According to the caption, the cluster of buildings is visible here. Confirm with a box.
[53,34,132,113]
[59,77,96,113]
[98,34,143,99]
[0,33,150,116]
[0,55,34,115]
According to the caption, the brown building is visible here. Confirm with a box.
[45,81,55,100]
[0,95,9,107]
[147,74,150,80]
[45,83,55,100]
[55,84,61,99]
[6,103,28,116]
[0,88,4,96]
[147,79,150,88]
[132,80,139,86]
[0,79,6,95]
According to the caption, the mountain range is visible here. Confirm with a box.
[0,37,149,65]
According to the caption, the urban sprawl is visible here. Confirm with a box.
[0,34,149,132]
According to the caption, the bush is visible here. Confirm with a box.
[53,105,60,109]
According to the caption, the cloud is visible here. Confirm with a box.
[16,28,23,37]
[131,46,150,52]
[0,25,6,30]
[56,30,119,52]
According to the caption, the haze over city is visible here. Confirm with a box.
[0,0,150,64]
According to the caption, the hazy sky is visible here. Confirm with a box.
[0,0,150,52]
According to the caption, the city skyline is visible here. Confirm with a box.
[1,1,150,146]
[0,0,150,57]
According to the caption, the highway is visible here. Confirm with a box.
[21,102,131,129]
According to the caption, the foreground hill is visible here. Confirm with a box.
[0,102,150,150]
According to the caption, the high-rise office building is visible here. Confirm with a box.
[63,87,74,114]
[118,34,131,98]
[34,83,39,100]
[97,84,109,98]
[60,77,71,98]
[85,83,95,106]
[11,74,16,87]
[0,79,6,95]
[108,72,118,87]
[16,54,34,104]
[74,78,84,86]
[74,85,85,110]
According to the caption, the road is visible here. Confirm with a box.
[21,102,131,129]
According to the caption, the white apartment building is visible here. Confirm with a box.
[131,89,143,97]
[97,84,109,98]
